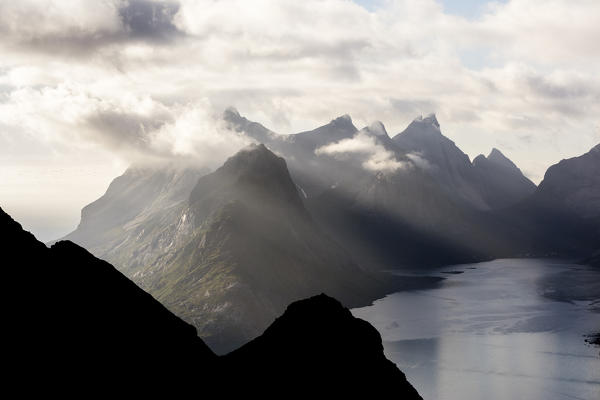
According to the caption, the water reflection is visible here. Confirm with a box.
[352,259,600,400]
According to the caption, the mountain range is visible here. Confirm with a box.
[61,109,600,353]
[64,143,398,353]
[2,206,422,398]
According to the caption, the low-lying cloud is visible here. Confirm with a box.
[315,132,408,172]
[0,84,254,168]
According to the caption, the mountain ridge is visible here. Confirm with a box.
[63,144,393,353]
[2,206,421,397]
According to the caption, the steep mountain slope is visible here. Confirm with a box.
[63,162,206,253]
[534,144,600,219]
[392,114,489,209]
[392,115,536,210]
[493,143,600,257]
[66,144,389,353]
[2,207,421,398]
[472,148,536,209]
[307,165,510,269]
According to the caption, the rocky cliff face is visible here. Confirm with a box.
[3,207,421,398]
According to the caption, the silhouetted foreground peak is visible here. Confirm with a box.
[2,207,420,397]
[2,207,215,393]
[226,293,422,397]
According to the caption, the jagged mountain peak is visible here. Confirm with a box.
[320,114,356,132]
[363,121,388,137]
[412,113,440,128]
[334,113,353,123]
[223,106,241,119]
[396,114,443,142]
[486,148,518,169]
[423,113,440,128]
[489,147,503,157]
[220,143,283,172]
[190,143,306,221]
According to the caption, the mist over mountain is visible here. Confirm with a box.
[392,114,536,210]
[224,110,533,268]
[64,144,392,353]
[2,207,421,397]
[61,109,599,354]
[63,162,206,251]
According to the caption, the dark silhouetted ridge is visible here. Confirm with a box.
[3,206,421,397]
[226,293,423,398]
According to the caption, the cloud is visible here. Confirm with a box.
[0,83,253,167]
[2,0,600,237]
[315,132,409,172]
[406,152,432,170]
[0,0,183,56]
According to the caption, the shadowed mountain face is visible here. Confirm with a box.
[3,207,421,397]
[491,143,600,258]
[473,148,537,209]
[534,144,600,219]
[223,110,537,268]
[392,115,536,210]
[65,144,388,353]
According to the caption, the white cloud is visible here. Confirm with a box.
[406,151,432,170]
[315,132,409,172]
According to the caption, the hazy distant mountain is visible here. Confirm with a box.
[224,109,377,198]
[534,144,600,219]
[493,143,600,257]
[392,115,535,210]
[63,162,206,253]
[3,207,421,397]
[472,148,536,209]
[65,144,389,353]
[392,114,489,209]
[307,165,502,269]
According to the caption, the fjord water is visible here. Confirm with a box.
[352,259,600,400]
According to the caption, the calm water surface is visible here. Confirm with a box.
[352,259,600,400]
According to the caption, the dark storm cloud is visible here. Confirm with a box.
[119,0,182,42]
[0,0,183,57]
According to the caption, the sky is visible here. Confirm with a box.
[1,0,599,241]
